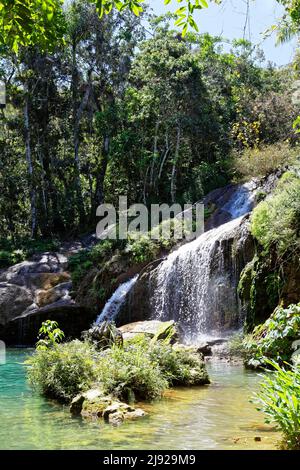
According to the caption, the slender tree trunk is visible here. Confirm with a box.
[143,165,150,205]
[170,125,181,204]
[158,131,171,180]
[94,135,110,209]
[37,138,48,217]
[72,41,85,227]
[24,89,37,238]
[150,120,160,189]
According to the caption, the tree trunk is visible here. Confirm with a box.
[72,41,86,227]
[24,89,37,238]
[170,125,181,204]
[94,135,110,210]
[150,120,160,189]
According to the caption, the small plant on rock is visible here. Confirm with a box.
[36,320,65,351]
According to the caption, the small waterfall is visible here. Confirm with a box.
[222,181,256,218]
[96,276,138,324]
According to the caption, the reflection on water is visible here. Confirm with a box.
[0,349,279,450]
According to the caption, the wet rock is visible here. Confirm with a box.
[196,343,212,356]
[108,411,124,426]
[119,320,178,344]
[70,388,147,425]
[3,301,94,345]
[70,394,85,416]
[0,250,95,345]
[70,388,111,417]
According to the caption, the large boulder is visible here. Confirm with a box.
[0,283,33,325]
[119,320,178,344]
[0,251,93,345]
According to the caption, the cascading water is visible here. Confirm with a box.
[222,181,256,218]
[96,276,138,324]
[149,217,247,342]
[147,182,257,342]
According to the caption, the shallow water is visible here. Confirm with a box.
[0,349,279,450]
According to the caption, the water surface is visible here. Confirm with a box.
[0,349,279,450]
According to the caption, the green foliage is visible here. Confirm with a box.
[26,340,98,402]
[36,320,65,351]
[0,249,26,268]
[0,238,60,268]
[0,0,66,52]
[27,325,209,403]
[232,143,299,180]
[83,322,123,350]
[0,5,298,244]
[126,234,159,264]
[244,303,300,368]
[97,342,168,401]
[0,0,222,52]
[251,172,300,258]
[68,250,93,288]
[96,338,208,400]
[255,360,300,449]
[149,342,209,386]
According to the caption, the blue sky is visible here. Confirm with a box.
[148,0,297,65]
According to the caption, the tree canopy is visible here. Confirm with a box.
[7,1,298,52]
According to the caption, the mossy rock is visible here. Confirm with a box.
[70,387,147,424]
[120,320,178,344]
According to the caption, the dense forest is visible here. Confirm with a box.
[0,1,298,245]
[1,0,300,453]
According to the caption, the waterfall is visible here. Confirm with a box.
[96,276,138,324]
[147,182,256,342]
[149,217,247,342]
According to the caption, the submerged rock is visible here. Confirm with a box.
[70,388,147,425]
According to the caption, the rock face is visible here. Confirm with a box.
[0,252,94,345]
[70,388,147,426]
[239,251,300,331]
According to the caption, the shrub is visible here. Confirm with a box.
[233,142,298,179]
[0,249,26,268]
[0,238,60,269]
[26,340,98,402]
[251,172,300,258]
[96,342,168,401]
[126,234,159,264]
[255,360,300,449]
[244,303,300,368]
[149,343,209,386]
[0,250,13,268]
[68,250,93,287]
